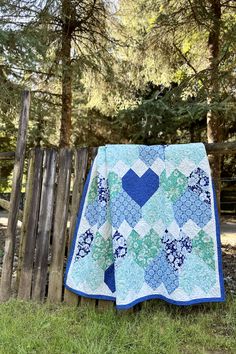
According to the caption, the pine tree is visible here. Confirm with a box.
[0,0,116,147]
[112,0,236,201]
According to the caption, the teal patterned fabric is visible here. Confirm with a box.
[65,144,225,309]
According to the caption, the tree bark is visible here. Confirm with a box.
[206,0,222,211]
[59,0,73,147]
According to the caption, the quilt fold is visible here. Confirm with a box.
[64,143,225,309]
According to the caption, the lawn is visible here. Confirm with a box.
[0,297,235,354]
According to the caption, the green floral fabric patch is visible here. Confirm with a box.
[108,171,122,199]
[88,176,98,203]
[192,230,215,270]
[91,232,113,270]
[128,229,162,268]
[160,169,188,202]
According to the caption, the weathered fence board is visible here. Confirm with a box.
[48,148,72,303]
[205,141,236,154]
[0,152,15,160]
[64,148,89,305]
[17,148,43,300]
[97,299,114,310]
[0,90,30,302]
[32,149,57,301]
[80,297,96,308]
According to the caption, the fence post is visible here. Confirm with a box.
[48,148,72,303]
[0,90,30,302]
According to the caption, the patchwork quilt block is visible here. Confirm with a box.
[65,143,225,309]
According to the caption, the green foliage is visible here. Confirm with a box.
[115,84,236,144]
[0,0,118,147]
[75,0,236,145]
[0,0,235,152]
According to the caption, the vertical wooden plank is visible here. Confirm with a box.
[64,148,88,305]
[32,149,57,301]
[80,297,97,307]
[48,148,72,303]
[208,153,221,213]
[97,299,114,311]
[16,150,35,289]
[16,150,35,291]
[17,148,43,300]
[0,90,30,302]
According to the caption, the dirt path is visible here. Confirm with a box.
[221,221,236,246]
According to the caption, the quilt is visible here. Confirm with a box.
[64,143,225,309]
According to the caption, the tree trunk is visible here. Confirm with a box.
[59,0,73,147]
[206,0,222,211]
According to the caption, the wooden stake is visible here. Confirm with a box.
[0,90,30,302]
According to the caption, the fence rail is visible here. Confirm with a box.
[0,152,15,160]
[1,141,236,161]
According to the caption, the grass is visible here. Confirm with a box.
[0,297,236,354]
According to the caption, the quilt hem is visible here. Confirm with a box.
[64,283,116,302]
[64,282,225,309]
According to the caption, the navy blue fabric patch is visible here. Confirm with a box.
[122,168,159,207]
[75,229,94,260]
[104,263,116,293]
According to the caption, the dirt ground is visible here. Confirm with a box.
[221,216,236,295]
[0,211,236,296]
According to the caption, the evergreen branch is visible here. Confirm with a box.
[187,0,206,27]
[32,90,61,97]
[217,44,230,65]
[9,65,59,78]
[221,4,236,8]
[172,43,198,75]
[32,96,62,107]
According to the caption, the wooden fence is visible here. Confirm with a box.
[16,146,106,308]
[1,145,236,311]
[0,91,236,311]
[1,146,115,309]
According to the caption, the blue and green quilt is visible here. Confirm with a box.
[64,144,225,309]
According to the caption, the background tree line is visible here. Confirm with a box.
[0,0,235,191]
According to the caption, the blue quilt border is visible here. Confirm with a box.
[64,160,225,309]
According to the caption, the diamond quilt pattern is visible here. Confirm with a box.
[65,143,224,309]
